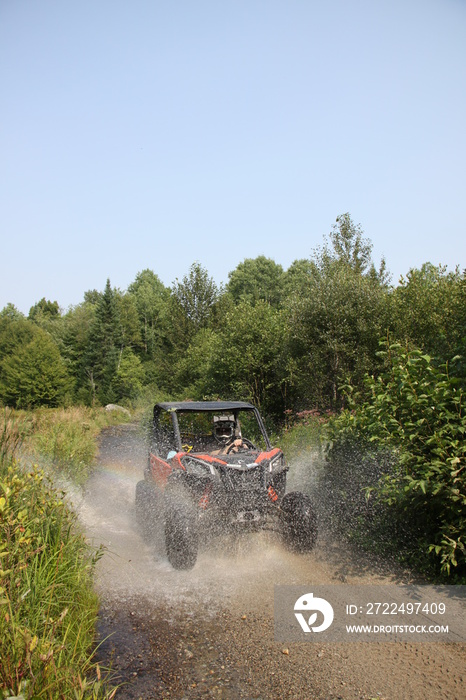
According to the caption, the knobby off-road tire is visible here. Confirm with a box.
[164,486,199,570]
[135,480,161,543]
[280,491,318,552]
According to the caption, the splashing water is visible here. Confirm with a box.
[76,425,346,614]
[75,422,404,629]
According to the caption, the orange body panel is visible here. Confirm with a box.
[255,447,281,463]
[150,452,184,488]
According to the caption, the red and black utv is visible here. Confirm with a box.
[135,400,317,569]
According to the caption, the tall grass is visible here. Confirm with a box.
[0,409,29,469]
[21,406,131,485]
[0,411,117,699]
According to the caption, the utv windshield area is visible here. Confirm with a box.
[152,401,271,457]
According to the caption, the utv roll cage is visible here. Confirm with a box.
[152,401,272,453]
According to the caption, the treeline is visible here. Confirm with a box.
[1,214,465,423]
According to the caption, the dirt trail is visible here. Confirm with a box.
[76,424,466,699]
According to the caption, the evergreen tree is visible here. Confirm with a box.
[28,298,60,321]
[83,280,122,405]
[0,304,25,321]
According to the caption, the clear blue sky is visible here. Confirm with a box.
[1,0,465,314]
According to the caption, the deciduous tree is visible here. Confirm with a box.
[286,215,390,409]
[0,329,71,408]
[227,256,284,307]
[206,300,288,419]
[388,263,465,371]
[172,263,221,331]
[127,269,170,355]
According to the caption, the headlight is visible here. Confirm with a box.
[181,455,218,477]
[269,453,285,473]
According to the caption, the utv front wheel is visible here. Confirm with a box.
[164,487,198,570]
[280,491,318,552]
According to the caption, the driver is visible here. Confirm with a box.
[211,415,250,455]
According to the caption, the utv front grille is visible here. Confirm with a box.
[220,464,264,492]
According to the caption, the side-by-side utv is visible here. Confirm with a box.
[135,401,317,569]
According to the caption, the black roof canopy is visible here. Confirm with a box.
[155,401,256,413]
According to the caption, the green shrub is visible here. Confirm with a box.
[326,342,466,578]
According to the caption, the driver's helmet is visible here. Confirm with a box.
[213,414,236,444]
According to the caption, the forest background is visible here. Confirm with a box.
[1,214,464,421]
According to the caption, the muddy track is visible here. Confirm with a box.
[76,424,465,699]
